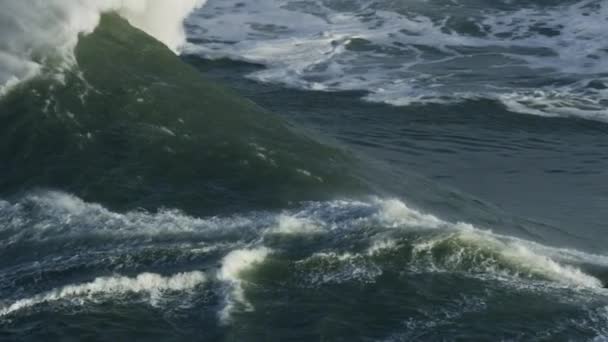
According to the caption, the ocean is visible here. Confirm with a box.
[1,0,607,340]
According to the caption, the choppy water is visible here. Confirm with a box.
[187,0,608,120]
[1,1,608,341]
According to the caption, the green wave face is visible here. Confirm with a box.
[0,14,367,215]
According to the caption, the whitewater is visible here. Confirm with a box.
[186,0,608,121]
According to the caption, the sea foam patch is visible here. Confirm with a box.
[186,0,608,121]
[217,247,271,324]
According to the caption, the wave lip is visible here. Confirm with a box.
[0,271,206,317]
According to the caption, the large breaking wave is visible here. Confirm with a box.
[0,0,206,95]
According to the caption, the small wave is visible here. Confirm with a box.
[296,251,382,285]
[296,199,605,288]
[0,191,260,244]
[496,87,608,122]
[387,295,488,340]
[371,202,605,288]
[264,214,322,235]
[0,271,206,317]
[217,247,271,324]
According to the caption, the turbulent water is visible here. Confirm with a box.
[1,0,608,340]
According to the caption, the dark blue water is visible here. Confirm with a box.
[1,1,608,340]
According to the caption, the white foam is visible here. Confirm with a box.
[0,191,259,244]
[308,222,603,289]
[2,191,606,291]
[296,251,382,285]
[0,271,206,317]
[217,247,271,324]
[187,0,608,121]
[374,198,444,229]
[0,0,206,96]
[265,214,322,235]
[366,239,398,255]
[409,228,603,288]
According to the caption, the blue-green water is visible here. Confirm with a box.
[1,1,608,340]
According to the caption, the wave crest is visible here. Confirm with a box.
[0,0,206,95]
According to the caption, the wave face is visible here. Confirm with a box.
[1,2,608,340]
[185,0,608,121]
[0,0,206,95]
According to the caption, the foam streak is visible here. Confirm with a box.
[0,271,206,317]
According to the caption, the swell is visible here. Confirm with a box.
[0,14,368,215]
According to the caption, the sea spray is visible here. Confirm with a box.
[0,0,206,94]
[0,271,206,317]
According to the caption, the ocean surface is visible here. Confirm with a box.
[1,0,608,340]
